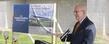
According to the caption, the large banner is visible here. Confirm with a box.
[13,4,29,33]
[29,4,54,34]
[13,4,55,34]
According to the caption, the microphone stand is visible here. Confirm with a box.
[60,29,70,44]
[64,35,68,44]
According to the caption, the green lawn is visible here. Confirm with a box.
[32,34,64,44]
[0,32,109,44]
[0,32,12,44]
[0,32,64,44]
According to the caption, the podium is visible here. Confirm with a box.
[35,40,50,44]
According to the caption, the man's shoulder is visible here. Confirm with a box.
[84,17,96,32]
[80,17,95,29]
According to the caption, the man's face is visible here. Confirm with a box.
[74,6,85,22]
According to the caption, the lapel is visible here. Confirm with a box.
[72,17,88,33]
[73,22,79,33]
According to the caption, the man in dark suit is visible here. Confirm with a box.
[60,4,96,44]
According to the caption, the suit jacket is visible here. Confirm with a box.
[60,17,96,44]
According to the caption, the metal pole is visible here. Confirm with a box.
[28,33,34,44]
[52,3,56,44]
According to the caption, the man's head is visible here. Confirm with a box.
[74,4,86,22]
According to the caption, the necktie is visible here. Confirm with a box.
[74,21,80,32]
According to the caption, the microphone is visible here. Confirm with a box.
[60,29,70,40]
